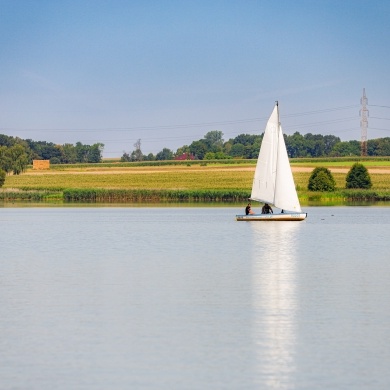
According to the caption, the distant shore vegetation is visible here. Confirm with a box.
[1,131,390,204]
[2,131,390,167]
[1,159,390,204]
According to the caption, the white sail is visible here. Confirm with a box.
[250,105,279,203]
[250,104,302,213]
[274,125,302,212]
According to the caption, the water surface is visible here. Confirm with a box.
[0,207,389,389]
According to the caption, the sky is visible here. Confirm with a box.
[1,0,390,157]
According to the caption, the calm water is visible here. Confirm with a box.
[0,206,389,389]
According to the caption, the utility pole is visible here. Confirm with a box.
[360,88,369,156]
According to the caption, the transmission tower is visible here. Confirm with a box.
[360,88,369,156]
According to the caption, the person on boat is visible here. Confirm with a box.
[245,203,255,215]
[261,203,273,214]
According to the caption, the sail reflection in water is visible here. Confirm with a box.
[250,222,300,387]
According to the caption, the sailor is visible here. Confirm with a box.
[261,203,273,214]
[245,203,254,215]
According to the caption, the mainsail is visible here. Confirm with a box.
[250,103,302,213]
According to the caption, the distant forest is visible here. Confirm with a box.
[0,134,104,164]
[121,130,390,161]
[1,131,390,165]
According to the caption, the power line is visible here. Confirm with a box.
[368,127,390,131]
[282,105,359,118]
[288,117,357,129]
[0,104,360,133]
[370,116,390,120]
[368,104,390,109]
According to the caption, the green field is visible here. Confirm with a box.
[1,160,390,203]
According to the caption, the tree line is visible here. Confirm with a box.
[1,130,390,172]
[0,133,104,174]
[0,133,104,185]
[121,131,390,161]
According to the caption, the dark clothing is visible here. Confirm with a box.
[262,204,273,214]
[245,205,251,215]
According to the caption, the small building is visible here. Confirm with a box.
[33,160,50,170]
[174,153,195,161]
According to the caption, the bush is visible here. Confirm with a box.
[0,169,5,187]
[308,167,336,191]
[346,163,372,189]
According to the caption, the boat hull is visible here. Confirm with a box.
[236,212,307,221]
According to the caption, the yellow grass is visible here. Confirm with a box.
[3,162,390,192]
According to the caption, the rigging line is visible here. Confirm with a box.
[368,127,390,131]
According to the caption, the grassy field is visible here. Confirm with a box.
[1,160,390,203]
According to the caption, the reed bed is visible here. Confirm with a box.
[0,189,61,201]
[63,189,249,202]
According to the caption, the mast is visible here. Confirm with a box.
[273,101,279,205]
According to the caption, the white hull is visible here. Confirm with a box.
[236,212,307,221]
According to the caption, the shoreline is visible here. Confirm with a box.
[1,188,389,204]
[2,159,390,204]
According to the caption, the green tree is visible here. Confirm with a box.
[304,133,325,157]
[121,152,131,162]
[156,148,173,160]
[25,139,60,161]
[214,151,231,159]
[0,145,29,175]
[189,140,208,160]
[175,145,190,156]
[204,152,215,159]
[286,132,307,157]
[367,138,390,156]
[229,143,245,157]
[230,134,260,146]
[75,142,89,162]
[0,169,5,187]
[9,144,29,174]
[323,135,341,155]
[61,144,78,163]
[145,153,155,161]
[330,141,360,157]
[86,143,104,163]
[204,130,224,152]
[0,146,12,173]
[0,134,16,147]
[345,163,372,189]
[308,167,336,191]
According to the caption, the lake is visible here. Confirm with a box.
[0,206,389,389]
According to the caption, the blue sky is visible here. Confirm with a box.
[1,0,389,157]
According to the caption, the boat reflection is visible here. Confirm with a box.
[250,222,300,386]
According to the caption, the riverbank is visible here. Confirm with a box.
[1,160,390,203]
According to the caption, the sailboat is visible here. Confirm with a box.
[236,102,307,221]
